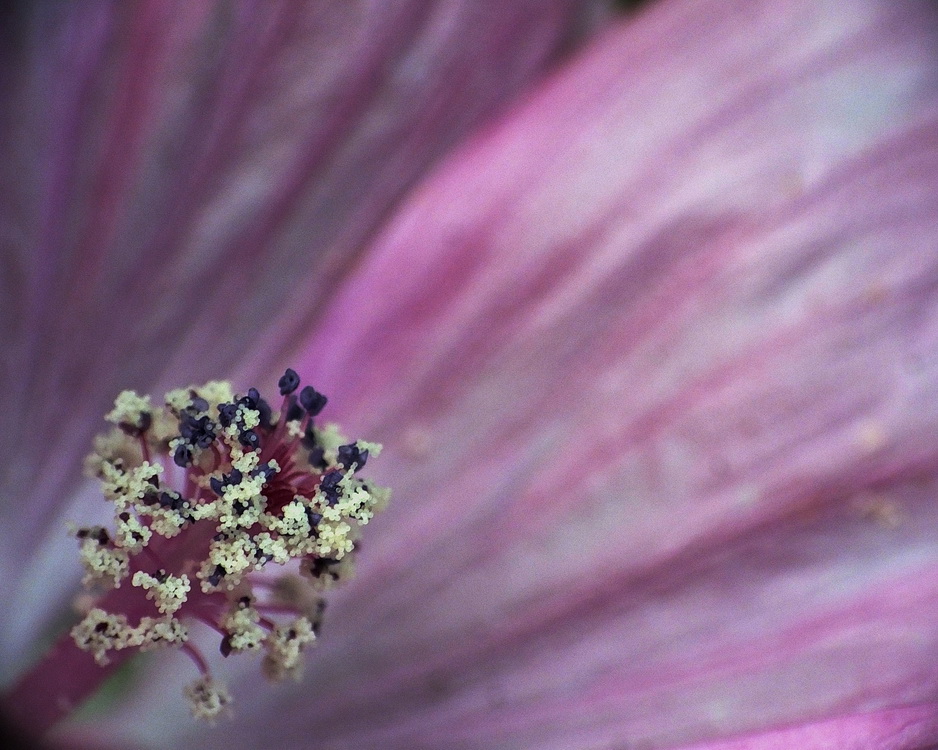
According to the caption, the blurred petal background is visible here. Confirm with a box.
[3,0,938,749]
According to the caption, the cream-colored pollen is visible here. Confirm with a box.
[100,461,163,510]
[200,534,256,592]
[77,538,130,589]
[115,512,152,552]
[317,468,383,524]
[356,440,383,458]
[262,617,315,682]
[84,429,143,479]
[217,473,267,531]
[165,382,235,415]
[199,381,235,410]
[253,532,292,565]
[168,435,197,464]
[187,500,218,522]
[143,402,178,445]
[237,405,260,430]
[314,521,354,559]
[164,388,194,413]
[106,391,152,428]
[184,675,231,722]
[132,571,191,615]
[231,450,261,475]
[134,616,189,651]
[147,507,189,538]
[71,608,136,665]
[221,601,265,653]
[255,495,314,564]
[271,499,311,538]
[369,484,391,514]
[300,555,356,592]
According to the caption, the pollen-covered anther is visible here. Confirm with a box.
[183,675,232,722]
[105,390,153,436]
[132,571,191,615]
[71,608,136,665]
[114,511,152,552]
[84,429,144,479]
[74,527,129,589]
[262,617,316,682]
[70,370,389,721]
[98,460,163,510]
[220,598,265,654]
[199,533,257,592]
[134,616,189,651]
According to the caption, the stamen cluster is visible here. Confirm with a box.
[71,370,388,720]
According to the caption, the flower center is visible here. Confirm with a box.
[70,369,388,720]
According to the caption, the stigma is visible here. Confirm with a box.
[70,370,388,721]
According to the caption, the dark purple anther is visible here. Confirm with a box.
[278,368,300,396]
[299,386,327,416]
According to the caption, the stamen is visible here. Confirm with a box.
[70,371,389,721]
[183,674,231,722]
[261,617,316,682]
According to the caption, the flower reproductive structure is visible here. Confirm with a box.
[70,369,388,720]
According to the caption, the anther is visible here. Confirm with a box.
[173,444,192,467]
[217,402,238,428]
[337,443,368,471]
[286,401,304,422]
[308,447,327,470]
[118,411,152,437]
[238,430,260,450]
[318,470,343,505]
[299,386,327,416]
[238,388,260,410]
[278,369,300,396]
[189,396,210,413]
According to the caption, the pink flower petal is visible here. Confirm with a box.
[108,0,938,747]
[0,0,605,671]
[680,703,938,750]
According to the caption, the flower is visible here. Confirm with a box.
[4,0,938,748]
[0,0,608,742]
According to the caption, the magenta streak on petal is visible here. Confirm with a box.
[55,2,174,318]
[294,10,936,440]
[11,4,113,394]
[676,703,938,750]
[157,3,444,378]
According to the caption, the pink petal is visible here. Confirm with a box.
[680,703,938,750]
[0,0,605,672]
[102,0,938,747]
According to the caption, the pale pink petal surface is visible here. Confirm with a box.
[79,0,938,747]
[0,0,604,676]
[679,703,938,750]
